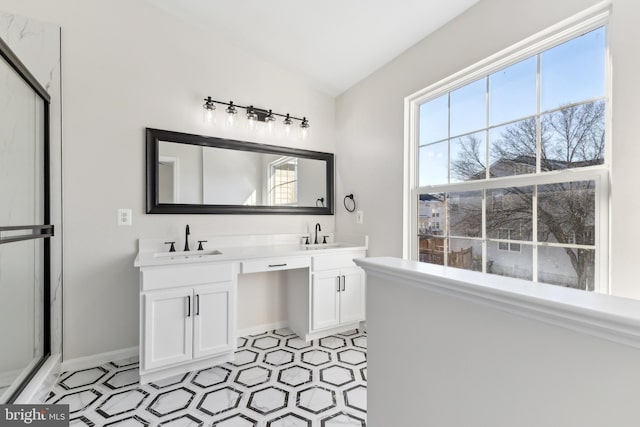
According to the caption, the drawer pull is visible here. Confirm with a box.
[187,295,191,317]
[268,263,287,268]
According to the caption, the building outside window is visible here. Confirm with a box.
[407,15,609,292]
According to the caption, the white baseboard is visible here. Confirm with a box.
[237,321,289,338]
[61,346,138,372]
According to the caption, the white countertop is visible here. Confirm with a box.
[356,256,640,348]
[134,234,368,268]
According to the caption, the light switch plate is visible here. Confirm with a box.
[117,208,132,226]
[356,210,364,224]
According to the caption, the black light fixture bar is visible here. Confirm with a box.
[203,97,310,127]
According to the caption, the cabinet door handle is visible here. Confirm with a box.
[268,263,287,268]
[187,295,191,317]
[336,276,341,292]
[196,294,200,316]
[342,275,346,292]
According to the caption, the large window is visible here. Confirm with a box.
[408,18,609,293]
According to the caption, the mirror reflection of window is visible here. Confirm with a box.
[269,157,298,206]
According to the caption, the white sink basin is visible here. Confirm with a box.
[154,249,223,259]
[303,243,345,250]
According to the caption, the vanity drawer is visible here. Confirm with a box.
[312,251,366,271]
[242,256,310,274]
[141,263,234,291]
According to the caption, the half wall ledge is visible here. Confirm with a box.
[354,256,640,349]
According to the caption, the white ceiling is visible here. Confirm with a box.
[144,0,480,96]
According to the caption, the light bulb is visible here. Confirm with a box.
[265,109,276,134]
[203,96,216,123]
[246,106,258,121]
[283,113,292,136]
[225,101,237,128]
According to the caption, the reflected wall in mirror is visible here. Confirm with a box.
[146,128,334,214]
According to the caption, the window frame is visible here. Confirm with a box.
[403,5,611,293]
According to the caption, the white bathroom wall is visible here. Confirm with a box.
[335,0,640,299]
[0,0,336,360]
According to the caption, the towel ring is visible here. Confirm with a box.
[343,194,356,212]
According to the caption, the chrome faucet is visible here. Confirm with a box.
[184,224,190,251]
[314,223,321,244]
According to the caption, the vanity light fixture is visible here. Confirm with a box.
[202,97,310,131]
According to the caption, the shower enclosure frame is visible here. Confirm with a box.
[0,35,53,403]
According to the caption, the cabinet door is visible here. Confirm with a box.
[193,282,235,359]
[339,267,365,324]
[312,271,341,331]
[144,288,193,370]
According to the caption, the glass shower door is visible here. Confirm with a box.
[0,37,52,403]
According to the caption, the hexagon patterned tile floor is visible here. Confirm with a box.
[49,329,367,426]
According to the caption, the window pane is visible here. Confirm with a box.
[450,131,486,182]
[419,141,448,186]
[538,180,595,245]
[487,242,533,280]
[486,186,533,240]
[418,193,445,265]
[419,94,448,145]
[489,56,537,126]
[489,118,537,178]
[448,191,482,238]
[448,238,482,272]
[541,27,605,112]
[538,246,595,291]
[450,78,486,137]
[541,100,605,171]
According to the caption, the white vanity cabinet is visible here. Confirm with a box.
[139,262,238,383]
[287,249,366,341]
[135,234,369,382]
[311,267,365,330]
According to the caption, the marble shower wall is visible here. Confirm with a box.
[0,12,62,369]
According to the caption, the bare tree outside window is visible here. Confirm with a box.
[448,102,602,290]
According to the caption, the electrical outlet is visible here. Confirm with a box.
[356,210,364,224]
[117,208,132,226]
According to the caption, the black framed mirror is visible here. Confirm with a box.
[146,128,334,214]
